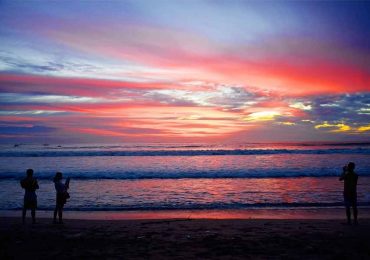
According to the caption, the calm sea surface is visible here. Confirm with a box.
[0,143,369,211]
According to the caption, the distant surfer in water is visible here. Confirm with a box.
[20,169,39,224]
[339,162,358,225]
[53,172,70,224]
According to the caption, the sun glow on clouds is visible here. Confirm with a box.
[289,102,312,111]
[243,111,281,122]
[314,122,370,134]
[358,125,370,132]
[0,1,369,143]
[314,122,351,133]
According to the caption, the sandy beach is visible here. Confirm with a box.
[1,216,370,259]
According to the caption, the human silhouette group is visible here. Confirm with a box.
[20,170,70,224]
[21,162,360,224]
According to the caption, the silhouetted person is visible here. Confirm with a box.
[339,162,358,225]
[53,172,70,224]
[20,169,39,224]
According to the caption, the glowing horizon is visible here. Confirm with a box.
[0,1,369,143]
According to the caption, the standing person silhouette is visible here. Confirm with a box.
[53,172,70,224]
[20,169,39,224]
[339,162,358,225]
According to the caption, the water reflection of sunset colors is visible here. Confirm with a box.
[1,177,369,211]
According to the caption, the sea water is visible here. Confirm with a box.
[0,142,369,211]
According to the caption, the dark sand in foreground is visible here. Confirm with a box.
[1,216,370,259]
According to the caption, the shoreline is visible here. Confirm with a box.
[2,207,370,220]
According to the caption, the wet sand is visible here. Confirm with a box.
[3,207,370,220]
[1,216,370,259]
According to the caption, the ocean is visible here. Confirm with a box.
[0,142,369,212]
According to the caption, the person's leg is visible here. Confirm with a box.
[58,206,63,223]
[53,205,58,223]
[344,197,351,224]
[31,208,36,224]
[22,207,26,224]
[346,206,351,224]
[353,198,358,224]
[353,206,358,224]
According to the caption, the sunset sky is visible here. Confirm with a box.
[0,0,369,143]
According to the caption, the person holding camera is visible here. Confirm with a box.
[53,172,70,224]
[339,162,358,225]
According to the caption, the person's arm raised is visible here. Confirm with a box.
[65,177,70,190]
